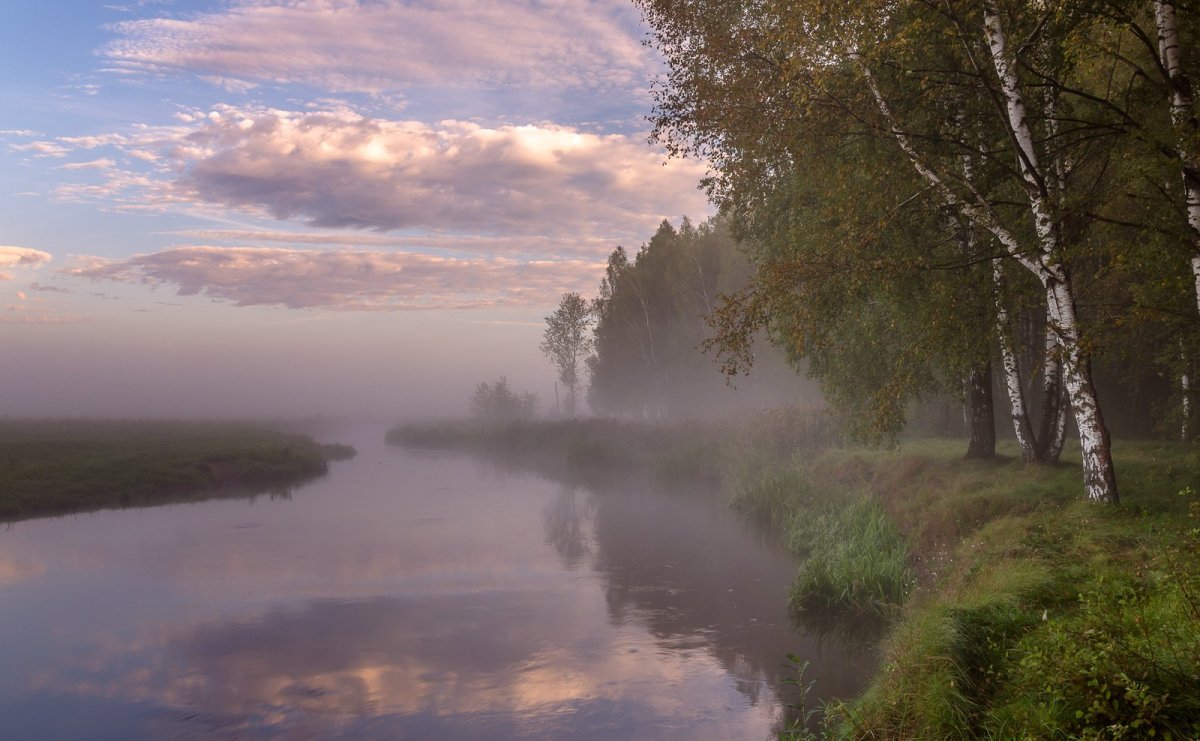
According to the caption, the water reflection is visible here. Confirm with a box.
[545,474,878,722]
[0,425,876,739]
[544,486,594,570]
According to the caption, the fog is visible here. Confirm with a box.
[0,278,823,422]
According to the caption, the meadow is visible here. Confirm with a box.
[0,419,354,522]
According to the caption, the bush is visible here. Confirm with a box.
[469,376,538,422]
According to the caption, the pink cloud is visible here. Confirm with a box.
[65,246,604,310]
[0,246,52,276]
[10,141,69,158]
[55,106,711,246]
[0,285,89,324]
[103,0,655,94]
[59,158,117,170]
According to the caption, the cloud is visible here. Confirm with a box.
[0,284,89,324]
[10,140,69,158]
[102,0,656,95]
[166,228,617,258]
[56,105,710,244]
[0,246,52,278]
[29,282,71,293]
[59,158,117,170]
[66,246,603,310]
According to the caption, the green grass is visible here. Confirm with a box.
[788,497,913,614]
[0,419,355,522]
[733,465,913,616]
[807,440,1200,739]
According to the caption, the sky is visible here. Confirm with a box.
[0,0,711,418]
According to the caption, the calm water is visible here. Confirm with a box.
[0,424,876,739]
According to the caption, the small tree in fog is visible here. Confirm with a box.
[470,376,538,422]
[541,292,593,417]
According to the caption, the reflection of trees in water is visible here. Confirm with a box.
[552,476,880,722]
[543,486,594,570]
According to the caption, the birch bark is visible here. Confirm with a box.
[983,4,1117,502]
[853,13,1117,500]
[992,260,1037,460]
[1154,0,1200,316]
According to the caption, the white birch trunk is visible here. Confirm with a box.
[856,36,1117,500]
[1037,325,1069,462]
[984,5,1117,502]
[1154,0,1200,316]
[1045,272,1117,500]
[993,259,1037,460]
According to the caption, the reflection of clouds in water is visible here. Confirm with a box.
[26,595,768,739]
[0,445,873,738]
[0,546,44,586]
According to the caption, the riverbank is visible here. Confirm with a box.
[388,416,1200,738]
[0,419,355,522]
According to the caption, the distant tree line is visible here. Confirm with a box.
[534,215,816,421]
[587,216,755,418]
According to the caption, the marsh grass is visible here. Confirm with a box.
[788,498,913,614]
[733,466,912,615]
[0,419,353,522]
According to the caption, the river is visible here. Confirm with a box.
[0,424,876,739]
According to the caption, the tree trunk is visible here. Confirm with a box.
[1033,328,1067,463]
[964,360,996,459]
[984,6,1119,502]
[1046,273,1119,502]
[993,259,1037,461]
[858,28,1118,500]
[1154,0,1200,316]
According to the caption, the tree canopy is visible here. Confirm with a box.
[635,0,1200,503]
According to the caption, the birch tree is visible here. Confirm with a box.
[541,292,594,418]
[638,0,1125,500]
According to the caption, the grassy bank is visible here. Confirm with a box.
[0,419,355,522]
[757,441,1200,739]
[392,415,1200,737]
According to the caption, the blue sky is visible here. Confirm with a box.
[0,0,710,417]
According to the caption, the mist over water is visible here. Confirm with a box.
[0,423,875,739]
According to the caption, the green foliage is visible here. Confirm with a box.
[733,466,913,614]
[731,467,814,526]
[540,292,594,417]
[778,655,822,741]
[637,0,1200,492]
